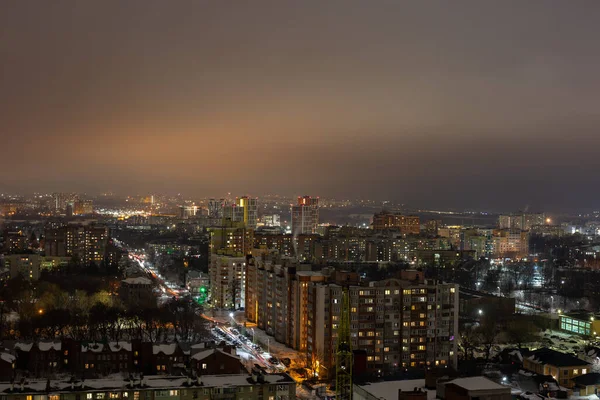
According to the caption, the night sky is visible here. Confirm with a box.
[1,1,600,211]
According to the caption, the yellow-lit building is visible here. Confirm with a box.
[4,254,70,280]
[236,196,258,229]
[523,348,590,388]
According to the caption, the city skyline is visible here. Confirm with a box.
[2,1,600,211]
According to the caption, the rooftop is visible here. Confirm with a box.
[572,373,600,387]
[0,373,294,394]
[295,271,326,277]
[122,277,153,285]
[446,377,508,391]
[357,379,436,400]
[526,348,590,368]
[562,311,600,321]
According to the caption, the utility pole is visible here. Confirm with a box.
[336,286,353,400]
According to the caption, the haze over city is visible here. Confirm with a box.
[2,1,600,211]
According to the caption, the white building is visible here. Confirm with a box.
[209,255,246,309]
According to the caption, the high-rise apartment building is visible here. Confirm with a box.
[307,275,458,377]
[73,199,94,215]
[237,196,258,229]
[44,225,108,264]
[208,223,254,256]
[291,196,319,235]
[209,255,247,309]
[498,212,545,231]
[179,205,200,219]
[372,211,420,234]
[253,233,321,261]
[245,263,458,378]
[208,199,225,218]
[491,229,529,258]
[52,193,78,213]
[245,258,327,350]
[222,203,245,223]
[261,214,281,227]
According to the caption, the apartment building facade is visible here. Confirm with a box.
[44,225,108,265]
[372,212,420,235]
[245,260,458,378]
[244,258,327,350]
[209,255,247,309]
[307,277,459,377]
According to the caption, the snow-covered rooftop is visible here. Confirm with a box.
[357,379,436,400]
[191,348,239,361]
[0,353,15,363]
[0,374,294,394]
[447,377,508,391]
[14,343,33,352]
[82,343,104,353]
[109,342,132,352]
[38,342,61,352]
[122,277,153,285]
[153,344,177,355]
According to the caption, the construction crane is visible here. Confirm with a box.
[336,286,353,400]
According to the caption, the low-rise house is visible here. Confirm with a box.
[153,344,186,375]
[14,341,61,378]
[522,348,590,388]
[8,340,246,380]
[191,347,244,375]
[81,342,133,376]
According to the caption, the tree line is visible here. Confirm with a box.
[0,277,207,343]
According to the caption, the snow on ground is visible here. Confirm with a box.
[571,395,600,400]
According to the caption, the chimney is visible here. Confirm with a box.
[187,376,191,386]
[197,376,202,386]
[20,378,24,391]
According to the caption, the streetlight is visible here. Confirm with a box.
[478,309,483,316]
